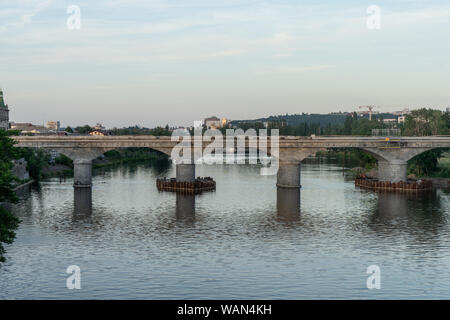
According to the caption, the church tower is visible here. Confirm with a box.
[0,89,10,130]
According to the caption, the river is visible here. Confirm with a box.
[1,160,449,299]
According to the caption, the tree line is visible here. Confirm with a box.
[0,131,20,262]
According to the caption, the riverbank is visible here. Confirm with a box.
[13,179,34,191]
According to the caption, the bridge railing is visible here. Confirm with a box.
[371,129,401,137]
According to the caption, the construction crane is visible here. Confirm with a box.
[358,105,379,121]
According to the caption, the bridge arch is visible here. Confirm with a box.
[26,146,172,187]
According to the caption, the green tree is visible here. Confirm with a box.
[408,149,445,177]
[404,109,449,176]
[342,113,357,135]
[403,108,446,136]
[16,148,51,181]
[351,118,385,136]
[0,130,20,262]
[75,125,93,134]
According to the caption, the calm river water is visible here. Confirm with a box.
[1,160,450,299]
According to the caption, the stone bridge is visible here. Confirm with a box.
[13,135,450,189]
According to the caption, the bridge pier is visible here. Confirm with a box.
[277,162,301,188]
[176,163,195,182]
[378,160,407,183]
[73,159,93,188]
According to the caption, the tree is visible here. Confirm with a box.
[343,113,355,135]
[403,108,446,136]
[75,125,93,134]
[0,130,20,262]
[351,118,385,136]
[403,109,449,176]
[16,148,50,180]
[408,149,445,177]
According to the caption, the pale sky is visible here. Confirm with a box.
[1,0,450,128]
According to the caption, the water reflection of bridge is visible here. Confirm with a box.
[73,187,302,220]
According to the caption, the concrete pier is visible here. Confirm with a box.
[277,162,301,188]
[176,164,195,182]
[378,160,407,183]
[73,159,93,187]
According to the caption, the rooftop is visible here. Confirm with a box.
[205,116,220,121]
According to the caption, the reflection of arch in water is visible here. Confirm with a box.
[277,188,300,220]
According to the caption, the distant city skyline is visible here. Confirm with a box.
[1,0,450,128]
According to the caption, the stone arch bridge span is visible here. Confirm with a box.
[13,135,450,189]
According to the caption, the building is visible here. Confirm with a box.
[221,118,229,128]
[94,123,106,131]
[10,122,51,135]
[89,129,109,136]
[46,121,60,131]
[204,116,222,129]
[0,89,10,130]
[446,107,450,113]
[392,108,410,116]
[398,116,406,124]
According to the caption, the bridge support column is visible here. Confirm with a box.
[277,161,301,188]
[378,160,407,183]
[74,159,93,188]
[176,164,195,182]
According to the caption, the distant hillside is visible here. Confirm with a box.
[231,113,349,127]
[231,112,401,127]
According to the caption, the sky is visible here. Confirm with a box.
[1,0,450,128]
